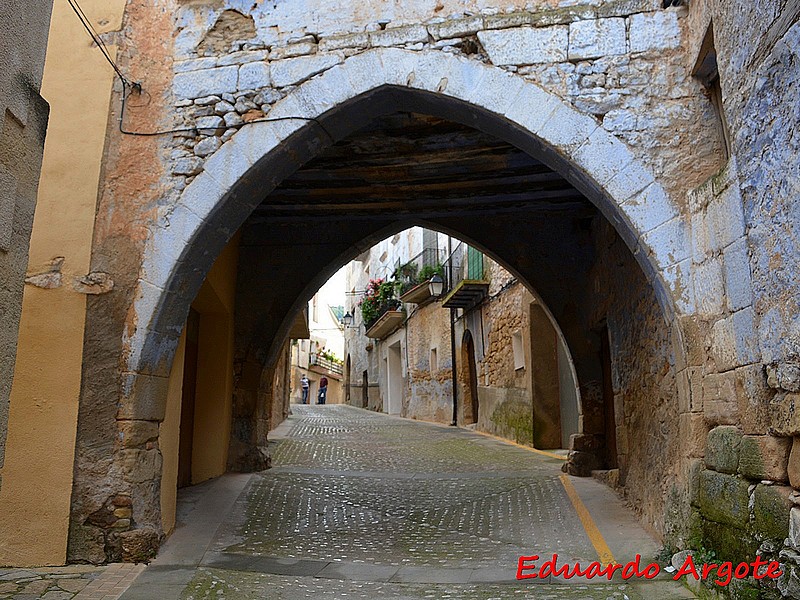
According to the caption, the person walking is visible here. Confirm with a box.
[317,376,328,405]
[300,374,310,404]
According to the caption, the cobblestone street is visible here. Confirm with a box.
[116,405,694,599]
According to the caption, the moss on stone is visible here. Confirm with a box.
[700,519,758,564]
[753,484,792,541]
[490,399,533,446]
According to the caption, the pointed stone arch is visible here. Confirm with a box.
[126,45,690,430]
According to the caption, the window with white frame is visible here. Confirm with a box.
[512,331,525,370]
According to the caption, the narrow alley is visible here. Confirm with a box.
[119,405,694,600]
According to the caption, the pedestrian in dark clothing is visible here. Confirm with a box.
[318,376,328,404]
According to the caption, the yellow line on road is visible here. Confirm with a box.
[559,474,616,566]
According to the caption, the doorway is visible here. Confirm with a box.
[178,309,200,488]
[386,342,403,415]
[362,370,369,409]
[462,330,479,425]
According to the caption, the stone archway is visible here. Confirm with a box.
[129,48,688,390]
[78,48,692,559]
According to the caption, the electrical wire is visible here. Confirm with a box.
[66,0,335,142]
[66,0,132,87]
[118,83,335,142]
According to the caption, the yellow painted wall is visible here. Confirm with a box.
[190,237,238,483]
[159,235,239,533]
[160,331,187,535]
[0,0,125,566]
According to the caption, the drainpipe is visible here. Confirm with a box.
[446,235,458,426]
[450,307,458,426]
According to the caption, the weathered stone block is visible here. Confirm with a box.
[119,528,160,563]
[679,413,707,459]
[195,115,225,136]
[732,308,759,366]
[173,66,238,99]
[711,316,737,373]
[707,184,746,251]
[701,517,758,563]
[688,458,704,506]
[790,507,800,551]
[628,11,681,53]
[702,371,739,426]
[568,18,626,61]
[619,182,677,234]
[569,433,603,452]
[769,393,800,437]
[368,24,428,47]
[428,16,483,40]
[194,136,221,158]
[121,448,162,484]
[67,523,106,565]
[705,425,742,474]
[318,32,369,52]
[641,216,690,267]
[172,156,203,177]
[753,484,792,541]
[269,42,316,60]
[117,372,170,421]
[722,238,753,312]
[697,469,750,528]
[238,61,271,91]
[662,258,695,315]
[477,26,568,66]
[789,437,800,488]
[174,57,217,73]
[693,258,725,316]
[779,564,800,599]
[564,450,601,476]
[119,420,159,448]
[270,53,343,87]
[218,50,268,66]
[735,364,773,435]
[738,435,791,481]
[223,111,243,127]
[690,210,713,263]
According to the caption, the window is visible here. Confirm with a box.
[430,348,438,373]
[512,331,525,370]
[693,24,731,160]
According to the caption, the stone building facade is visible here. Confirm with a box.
[344,229,580,452]
[0,0,798,596]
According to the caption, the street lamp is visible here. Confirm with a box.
[341,311,354,328]
[428,273,444,297]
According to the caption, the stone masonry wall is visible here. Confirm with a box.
[163,0,717,208]
[404,300,454,423]
[472,264,535,443]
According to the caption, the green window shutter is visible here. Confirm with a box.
[467,245,483,280]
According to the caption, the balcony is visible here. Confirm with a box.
[309,353,343,376]
[441,243,489,311]
[396,248,445,306]
[364,299,405,339]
